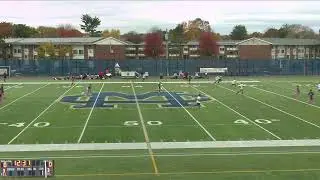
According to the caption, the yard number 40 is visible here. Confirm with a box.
[124,121,163,126]
[234,119,280,125]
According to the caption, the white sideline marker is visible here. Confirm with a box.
[191,86,282,140]
[7,84,77,145]
[219,85,320,129]
[162,86,216,141]
[77,83,105,143]
[0,83,50,111]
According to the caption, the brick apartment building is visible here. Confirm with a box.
[1,37,320,61]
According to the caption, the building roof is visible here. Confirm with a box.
[6,37,103,45]
[4,38,23,43]
[260,38,320,46]
[218,40,241,45]
[93,37,128,45]
[4,37,320,46]
[187,40,240,46]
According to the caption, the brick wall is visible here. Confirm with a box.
[95,45,125,60]
[239,45,272,60]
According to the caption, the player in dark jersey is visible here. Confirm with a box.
[158,82,162,92]
[86,84,92,96]
[188,75,192,84]
[3,72,7,82]
[0,84,3,104]
[295,85,300,97]
[70,76,75,86]
[308,89,314,104]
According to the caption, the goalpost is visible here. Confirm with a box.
[0,66,10,77]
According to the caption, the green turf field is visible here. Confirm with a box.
[0,76,319,179]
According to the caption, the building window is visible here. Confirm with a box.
[73,50,78,54]
[24,55,28,59]
[219,48,224,51]
[79,50,84,55]
[18,49,21,53]
[281,50,285,53]
[14,49,17,53]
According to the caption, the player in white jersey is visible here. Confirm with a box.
[317,83,320,92]
[214,76,222,84]
[236,84,244,94]
[196,94,201,108]
[232,79,237,87]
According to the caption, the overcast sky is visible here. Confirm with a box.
[1,1,320,35]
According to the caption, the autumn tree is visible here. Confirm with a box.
[102,29,120,38]
[263,28,279,38]
[212,32,221,41]
[12,24,38,38]
[57,24,83,37]
[56,45,73,59]
[220,35,231,40]
[199,32,218,58]
[278,24,290,38]
[230,25,248,40]
[249,32,263,38]
[80,14,101,37]
[169,24,184,44]
[285,24,316,39]
[37,43,56,59]
[122,31,143,44]
[0,22,13,38]
[182,18,212,41]
[37,26,58,38]
[0,38,5,59]
[144,32,164,58]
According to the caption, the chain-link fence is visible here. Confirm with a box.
[0,59,319,76]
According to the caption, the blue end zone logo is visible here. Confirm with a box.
[60,92,211,109]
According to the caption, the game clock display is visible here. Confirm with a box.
[0,160,54,177]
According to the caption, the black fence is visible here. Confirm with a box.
[0,59,320,76]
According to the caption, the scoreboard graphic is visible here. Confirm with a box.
[0,160,54,177]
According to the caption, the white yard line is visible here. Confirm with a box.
[251,86,320,109]
[29,124,251,129]
[7,84,77,145]
[162,86,216,141]
[130,82,159,175]
[0,83,50,111]
[0,139,320,152]
[219,85,320,129]
[191,86,282,140]
[77,83,105,143]
[1,80,260,85]
[1,150,320,160]
[3,84,22,91]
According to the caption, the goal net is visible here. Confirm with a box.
[0,66,10,77]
